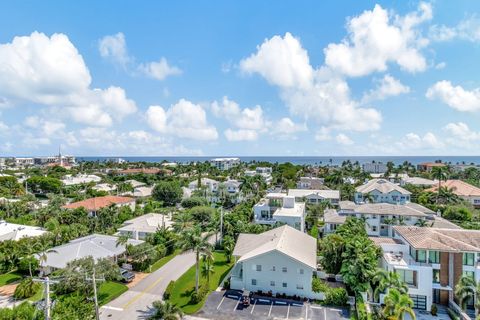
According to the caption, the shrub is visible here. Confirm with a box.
[17,256,39,275]
[312,276,329,293]
[223,278,230,290]
[447,308,459,320]
[14,278,41,299]
[443,206,472,222]
[163,280,175,300]
[431,303,438,316]
[181,197,208,208]
[191,286,209,304]
[324,287,348,306]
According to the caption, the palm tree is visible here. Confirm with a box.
[36,240,57,268]
[201,256,215,286]
[372,269,408,302]
[431,166,449,204]
[383,288,416,320]
[222,235,235,263]
[455,275,476,310]
[363,192,374,203]
[148,300,183,320]
[172,211,193,232]
[414,219,432,227]
[178,227,213,293]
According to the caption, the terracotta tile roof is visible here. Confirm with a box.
[419,162,446,167]
[426,180,480,197]
[369,237,404,245]
[117,168,170,175]
[394,226,480,252]
[62,196,134,211]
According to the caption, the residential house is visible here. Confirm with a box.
[115,168,171,176]
[39,234,143,274]
[61,174,102,186]
[375,226,480,312]
[400,176,437,187]
[323,201,459,237]
[287,189,339,206]
[125,179,146,188]
[230,225,322,300]
[362,162,388,174]
[245,167,272,183]
[117,213,172,240]
[417,162,446,172]
[355,179,411,204]
[296,177,325,190]
[209,157,240,171]
[62,196,136,216]
[188,178,219,193]
[0,221,46,241]
[426,180,480,208]
[92,183,117,193]
[253,193,306,232]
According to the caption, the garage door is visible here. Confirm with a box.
[410,294,426,310]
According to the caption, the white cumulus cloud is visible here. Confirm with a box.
[138,58,182,81]
[98,32,130,67]
[224,129,258,141]
[430,16,480,42]
[426,80,480,112]
[336,133,354,146]
[362,74,410,103]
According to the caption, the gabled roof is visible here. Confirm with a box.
[0,221,46,241]
[356,179,411,195]
[338,201,433,216]
[233,225,316,269]
[287,189,340,199]
[62,196,134,211]
[39,234,143,269]
[394,226,480,252]
[426,180,480,197]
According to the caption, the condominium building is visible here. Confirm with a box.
[323,201,459,237]
[209,157,240,171]
[253,193,306,232]
[362,162,388,174]
[375,226,480,312]
[230,225,322,300]
[245,167,272,183]
[355,179,411,204]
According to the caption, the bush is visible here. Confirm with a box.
[181,197,208,208]
[191,286,209,304]
[324,287,348,306]
[17,256,39,275]
[431,303,438,316]
[443,206,472,222]
[312,276,329,293]
[13,278,41,299]
[447,308,459,320]
[152,181,182,206]
[163,280,175,300]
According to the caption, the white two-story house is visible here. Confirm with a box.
[287,189,339,206]
[253,193,306,232]
[355,179,411,204]
[230,225,322,300]
[374,226,480,312]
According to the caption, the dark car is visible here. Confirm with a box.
[120,268,135,283]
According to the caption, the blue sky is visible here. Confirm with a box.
[1,1,480,156]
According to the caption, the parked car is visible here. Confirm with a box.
[120,268,135,282]
[242,290,252,307]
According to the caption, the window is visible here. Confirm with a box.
[410,248,426,263]
[396,269,416,286]
[463,253,475,266]
[270,281,275,287]
[372,226,377,232]
[463,271,475,280]
[299,269,304,275]
[256,265,262,271]
[296,284,304,289]
[282,267,287,273]
[251,279,257,285]
[271,266,276,271]
[282,282,287,288]
[429,251,440,264]
[432,269,440,283]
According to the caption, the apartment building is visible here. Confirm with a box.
[296,177,325,189]
[245,167,272,183]
[253,193,306,232]
[375,226,480,312]
[355,179,411,204]
[209,157,240,170]
[323,201,459,237]
[362,162,388,174]
[287,189,339,206]
[230,225,322,300]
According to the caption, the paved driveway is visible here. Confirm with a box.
[99,251,195,320]
[196,290,349,320]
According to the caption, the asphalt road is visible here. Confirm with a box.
[99,251,195,320]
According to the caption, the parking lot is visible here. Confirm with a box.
[195,290,349,320]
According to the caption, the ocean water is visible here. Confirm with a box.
[77,156,480,166]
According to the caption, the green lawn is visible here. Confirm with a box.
[0,271,22,286]
[169,251,233,314]
[149,250,180,273]
[97,281,128,306]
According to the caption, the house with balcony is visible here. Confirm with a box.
[323,201,459,237]
[287,189,339,206]
[245,167,272,183]
[355,179,411,204]
[229,225,322,300]
[253,193,306,232]
[373,226,480,312]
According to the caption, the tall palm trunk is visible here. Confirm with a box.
[195,250,200,293]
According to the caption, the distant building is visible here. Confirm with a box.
[426,180,480,208]
[245,167,272,183]
[115,168,170,176]
[209,157,240,171]
[417,162,446,172]
[62,196,135,216]
[14,157,34,167]
[362,162,388,174]
[61,174,102,186]
[296,177,325,189]
[355,179,411,204]
[230,225,322,300]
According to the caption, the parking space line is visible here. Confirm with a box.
[250,299,257,314]
[276,301,287,305]
[324,307,327,320]
[233,296,241,311]
[268,301,273,317]
[286,304,290,319]
[259,298,270,303]
[310,305,323,309]
[216,295,225,310]
[305,305,308,320]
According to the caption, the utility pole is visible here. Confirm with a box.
[86,268,105,320]
[33,276,60,320]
